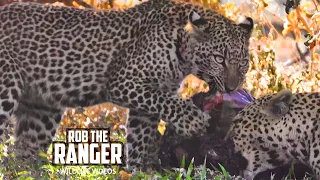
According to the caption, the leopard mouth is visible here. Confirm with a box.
[207,78,225,93]
[203,89,223,112]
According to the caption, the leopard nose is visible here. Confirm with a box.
[225,86,235,93]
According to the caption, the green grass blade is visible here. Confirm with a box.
[186,158,194,180]
[218,163,229,180]
[180,156,186,169]
[201,156,207,180]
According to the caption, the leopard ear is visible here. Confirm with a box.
[188,10,208,27]
[237,16,254,34]
[260,89,293,118]
[185,10,208,42]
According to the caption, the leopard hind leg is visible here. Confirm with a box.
[13,94,64,162]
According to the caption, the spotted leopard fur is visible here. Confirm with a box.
[229,89,320,179]
[0,0,253,170]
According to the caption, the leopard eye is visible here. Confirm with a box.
[215,55,224,64]
[239,60,248,67]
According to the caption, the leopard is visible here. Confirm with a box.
[0,0,253,170]
[228,89,320,179]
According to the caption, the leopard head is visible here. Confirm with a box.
[184,11,253,93]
